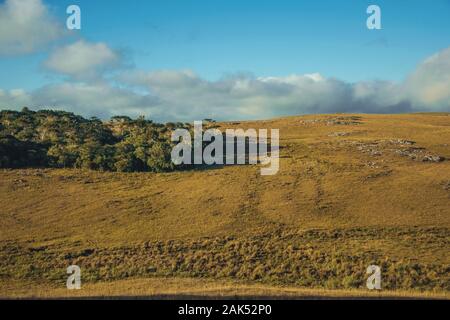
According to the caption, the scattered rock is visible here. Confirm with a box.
[299,116,362,126]
[328,132,350,137]
[12,178,29,189]
[326,116,362,126]
[389,139,416,145]
[348,139,446,163]
[370,150,382,156]
[422,155,445,162]
[355,142,382,157]
[394,148,424,160]
[298,119,322,125]
[365,161,380,169]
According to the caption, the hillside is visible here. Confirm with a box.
[1,113,449,298]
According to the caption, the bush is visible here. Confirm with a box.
[0,109,191,173]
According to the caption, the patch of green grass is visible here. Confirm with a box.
[1,227,449,291]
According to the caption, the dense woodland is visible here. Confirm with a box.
[0,108,192,172]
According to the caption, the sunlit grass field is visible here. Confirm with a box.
[1,113,449,298]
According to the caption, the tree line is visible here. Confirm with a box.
[0,108,192,172]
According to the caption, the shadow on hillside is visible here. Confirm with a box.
[181,134,281,172]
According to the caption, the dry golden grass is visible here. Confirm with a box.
[1,113,449,298]
[1,277,448,300]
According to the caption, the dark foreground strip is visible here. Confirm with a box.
[0,298,447,319]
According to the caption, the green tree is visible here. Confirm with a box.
[147,140,175,172]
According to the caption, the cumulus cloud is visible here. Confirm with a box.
[118,69,411,120]
[114,47,450,120]
[0,0,63,55]
[31,82,160,119]
[0,81,162,120]
[0,88,32,107]
[1,47,449,122]
[404,47,450,111]
[44,40,121,79]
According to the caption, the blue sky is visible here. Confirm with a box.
[0,0,449,121]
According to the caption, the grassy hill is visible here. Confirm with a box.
[1,113,449,298]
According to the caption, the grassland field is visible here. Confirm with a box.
[1,113,449,298]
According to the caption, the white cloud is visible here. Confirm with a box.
[44,40,121,79]
[0,0,63,55]
[404,47,450,110]
[31,82,160,119]
[1,47,449,122]
[118,69,409,120]
[123,69,201,89]
[0,88,32,107]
